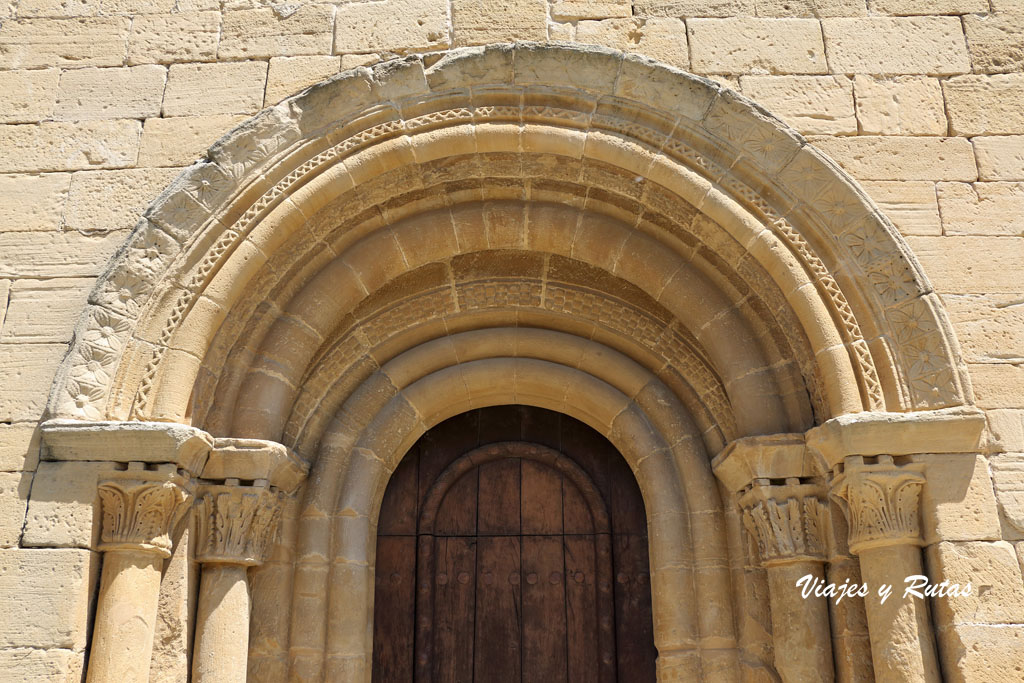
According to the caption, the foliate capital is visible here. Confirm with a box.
[97,468,193,557]
[194,483,285,566]
[830,456,925,554]
[740,481,828,566]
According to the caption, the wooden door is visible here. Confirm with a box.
[372,407,656,683]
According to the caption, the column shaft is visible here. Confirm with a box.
[767,562,835,682]
[193,564,251,683]
[86,550,164,683]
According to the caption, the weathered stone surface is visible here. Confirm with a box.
[872,0,986,13]
[0,230,125,278]
[55,65,166,121]
[138,114,247,167]
[340,53,380,69]
[810,136,977,181]
[906,236,1024,293]
[853,75,945,135]
[0,647,85,682]
[634,0,755,16]
[0,17,130,69]
[0,173,70,232]
[337,0,449,52]
[16,0,102,17]
[945,75,1024,136]
[944,294,1024,364]
[964,13,1024,75]
[574,17,688,69]
[220,5,334,59]
[916,454,1001,544]
[987,409,1024,453]
[741,75,855,134]
[22,462,110,549]
[822,17,970,75]
[0,548,97,649]
[753,0,866,16]
[860,180,941,236]
[0,423,40,472]
[937,182,1024,236]
[0,472,31,548]
[1,279,92,344]
[265,55,342,106]
[451,0,547,46]
[551,0,631,20]
[968,363,1024,409]
[0,343,68,421]
[127,11,220,65]
[65,167,181,235]
[926,541,1024,624]
[974,136,1024,181]
[0,120,141,173]
[991,453,1024,534]
[937,624,1024,683]
[0,69,59,124]
[163,62,268,117]
[149,527,193,682]
[689,18,827,74]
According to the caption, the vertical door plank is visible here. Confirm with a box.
[431,537,477,683]
[612,533,657,683]
[434,469,478,536]
[474,536,522,683]
[563,535,600,683]
[477,459,521,535]
[561,478,595,535]
[372,536,417,682]
[521,460,563,535]
[521,535,568,683]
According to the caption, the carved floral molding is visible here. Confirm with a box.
[97,470,193,557]
[830,459,925,554]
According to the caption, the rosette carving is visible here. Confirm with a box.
[741,487,828,566]
[831,461,925,554]
[97,472,193,557]
[194,485,284,565]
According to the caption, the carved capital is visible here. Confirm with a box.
[740,482,828,566]
[830,457,925,554]
[97,469,193,557]
[194,484,284,566]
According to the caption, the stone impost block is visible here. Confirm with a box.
[944,74,1024,136]
[265,55,342,106]
[926,541,1024,625]
[219,5,335,59]
[55,65,166,121]
[688,17,827,74]
[0,472,30,548]
[22,461,111,549]
[963,13,1024,75]
[0,547,98,649]
[41,420,214,476]
[163,62,268,117]
[65,167,181,235]
[822,17,970,75]
[0,69,59,124]
[807,408,987,470]
[574,18,689,70]
[853,75,945,135]
[0,423,40,472]
[0,648,85,682]
[937,182,1024,236]
[0,173,70,233]
[740,75,855,135]
[810,135,977,181]
[127,11,220,65]
[337,0,449,52]
[0,343,67,422]
[202,438,308,493]
[0,17,130,69]
[1,278,91,344]
[974,136,1024,181]
[860,180,940,236]
[138,114,248,167]
[450,0,547,46]
[0,120,141,174]
[712,433,818,494]
[906,236,1024,294]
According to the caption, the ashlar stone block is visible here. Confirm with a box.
[55,65,166,121]
[0,343,69,421]
[0,423,40,472]
[926,541,1024,625]
[0,472,31,548]
[905,236,1024,294]
[740,75,855,135]
[0,230,125,278]
[0,120,141,174]
[0,17,131,69]
[337,0,449,52]
[974,136,1024,181]
[822,17,970,75]
[0,69,60,124]
[1,278,92,344]
[219,5,335,60]
[550,0,631,20]
[859,180,940,236]
[753,0,866,16]
[265,56,342,106]
[915,454,1001,544]
[937,182,1024,236]
[688,17,828,74]
[853,75,945,135]
[810,135,977,181]
[163,62,268,117]
[943,294,1024,365]
[127,11,220,65]
[138,114,248,167]
[451,0,547,46]
[964,13,1024,75]
[574,17,688,70]
[969,363,1024,410]
[22,462,111,549]
[0,648,84,682]
[944,74,1024,136]
[65,167,181,235]
[633,0,755,17]
[871,0,987,13]
[0,173,70,232]
[937,624,1024,683]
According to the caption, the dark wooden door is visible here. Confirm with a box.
[372,407,656,683]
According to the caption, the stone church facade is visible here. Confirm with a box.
[2,1,1024,681]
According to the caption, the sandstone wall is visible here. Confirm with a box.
[2,0,1024,679]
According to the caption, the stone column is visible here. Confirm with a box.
[741,480,835,682]
[87,465,193,683]
[831,456,939,683]
[192,481,285,683]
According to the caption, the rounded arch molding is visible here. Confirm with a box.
[48,41,971,430]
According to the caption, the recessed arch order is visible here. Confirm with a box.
[46,42,973,680]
